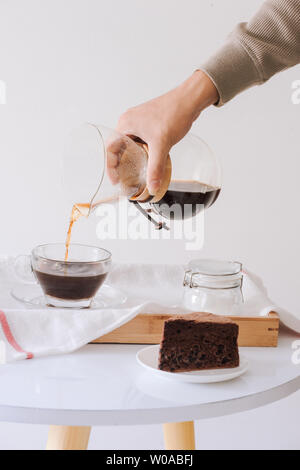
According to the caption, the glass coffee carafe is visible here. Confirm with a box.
[63,124,222,230]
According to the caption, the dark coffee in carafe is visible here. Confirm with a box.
[152,180,220,220]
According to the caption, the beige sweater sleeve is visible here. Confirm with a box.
[200,0,300,106]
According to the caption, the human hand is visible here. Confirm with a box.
[116,70,219,195]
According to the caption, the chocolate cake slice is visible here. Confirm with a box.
[158,313,239,372]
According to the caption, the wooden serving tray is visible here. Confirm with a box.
[91,311,279,347]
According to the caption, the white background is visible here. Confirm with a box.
[0,0,299,449]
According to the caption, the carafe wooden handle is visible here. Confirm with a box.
[129,141,172,203]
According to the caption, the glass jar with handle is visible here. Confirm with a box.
[183,259,244,316]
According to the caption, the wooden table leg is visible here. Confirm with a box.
[163,421,195,450]
[46,425,91,450]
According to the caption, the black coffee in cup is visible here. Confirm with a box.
[33,270,107,301]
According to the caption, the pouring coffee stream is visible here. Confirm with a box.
[65,198,118,261]
[63,124,222,258]
[65,204,89,261]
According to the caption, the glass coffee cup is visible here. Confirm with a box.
[14,243,112,308]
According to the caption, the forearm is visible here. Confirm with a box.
[199,0,300,105]
[175,71,219,121]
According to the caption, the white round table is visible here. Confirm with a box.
[0,328,299,450]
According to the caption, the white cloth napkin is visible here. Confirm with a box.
[0,257,299,363]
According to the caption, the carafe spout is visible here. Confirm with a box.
[89,193,121,216]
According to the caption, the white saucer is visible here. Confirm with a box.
[136,345,248,384]
[11,283,127,309]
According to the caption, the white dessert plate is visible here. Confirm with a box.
[136,345,248,384]
[11,283,127,309]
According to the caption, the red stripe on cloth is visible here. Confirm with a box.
[0,310,33,360]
